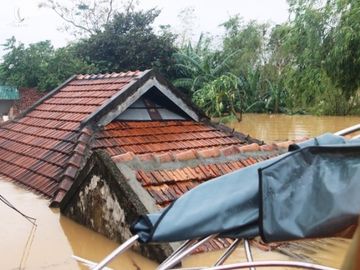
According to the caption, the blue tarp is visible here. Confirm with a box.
[131,134,360,243]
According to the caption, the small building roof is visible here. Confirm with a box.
[0,85,19,100]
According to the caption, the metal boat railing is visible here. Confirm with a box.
[334,124,360,137]
[80,234,338,270]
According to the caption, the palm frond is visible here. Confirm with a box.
[173,78,194,89]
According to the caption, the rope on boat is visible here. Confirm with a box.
[19,221,37,269]
[0,193,37,270]
[0,194,37,226]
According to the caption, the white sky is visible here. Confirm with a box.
[0,0,289,57]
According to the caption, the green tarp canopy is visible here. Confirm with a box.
[131,134,360,243]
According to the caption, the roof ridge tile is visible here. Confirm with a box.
[175,149,197,161]
[260,144,279,151]
[220,145,241,156]
[111,139,299,166]
[112,152,135,163]
[76,70,142,80]
[238,143,260,152]
[110,72,120,78]
[197,147,221,159]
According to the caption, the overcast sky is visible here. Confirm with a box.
[0,0,289,56]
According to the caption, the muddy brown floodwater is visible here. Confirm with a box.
[1,113,358,269]
[225,113,360,143]
[0,179,157,270]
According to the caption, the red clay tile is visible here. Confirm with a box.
[138,153,156,162]
[197,147,221,159]
[238,143,261,152]
[112,152,135,163]
[260,144,278,151]
[220,145,241,156]
[67,153,83,168]
[63,165,78,179]
[174,150,197,161]
[157,152,174,163]
[58,176,74,191]
[276,140,294,149]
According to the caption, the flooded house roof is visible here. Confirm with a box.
[61,129,293,254]
[0,69,259,207]
[107,141,291,253]
[113,141,286,208]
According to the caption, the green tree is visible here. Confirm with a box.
[221,16,268,75]
[193,74,242,120]
[278,0,360,115]
[0,38,95,91]
[173,34,237,94]
[283,1,330,112]
[324,0,360,102]
[74,8,177,76]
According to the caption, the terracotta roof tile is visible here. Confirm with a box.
[238,143,261,152]
[12,88,46,116]
[197,147,221,159]
[95,120,248,155]
[112,152,135,163]
[128,140,287,209]
[0,70,144,203]
[175,150,197,161]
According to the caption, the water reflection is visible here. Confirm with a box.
[226,113,360,142]
[59,216,157,270]
[0,179,156,270]
[183,238,350,269]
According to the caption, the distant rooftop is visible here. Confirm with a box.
[12,88,46,116]
[0,85,19,100]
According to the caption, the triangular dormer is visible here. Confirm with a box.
[83,70,205,128]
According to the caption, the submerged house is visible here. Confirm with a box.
[0,70,291,260]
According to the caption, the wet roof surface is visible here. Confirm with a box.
[0,71,144,204]
[12,88,46,116]
[94,120,246,156]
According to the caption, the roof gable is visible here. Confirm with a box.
[82,70,205,128]
[116,96,188,121]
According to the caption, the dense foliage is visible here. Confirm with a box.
[0,38,95,91]
[74,8,177,76]
[175,0,360,117]
[1,0,360,116]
